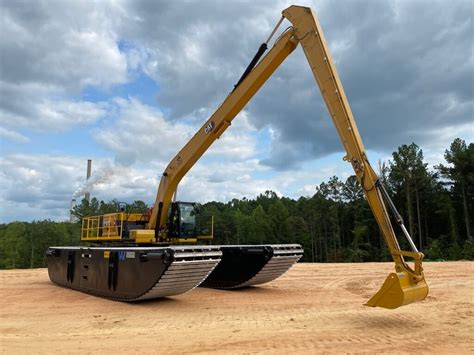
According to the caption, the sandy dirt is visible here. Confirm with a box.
[1,262,473,354]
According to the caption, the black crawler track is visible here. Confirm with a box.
[201,244,304,289]
[46,246,222,301]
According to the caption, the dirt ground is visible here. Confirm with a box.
[1,262,473,354]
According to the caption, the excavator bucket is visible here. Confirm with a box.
[366,272,429,309]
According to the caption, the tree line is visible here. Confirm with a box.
[0,138,472,269]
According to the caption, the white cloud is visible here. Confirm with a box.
[0,154,158,222]
[419,122,474,167]
[0,127,29,143]
[2,0,471,155]
[205,111,259,160]
[93,97,260,166]
[0,82,108,131]
[93,97,194,166]
[0,1,128,134]
[0,154,85,222]
[110,0,473,169]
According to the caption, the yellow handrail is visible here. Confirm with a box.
[81,213,124,241]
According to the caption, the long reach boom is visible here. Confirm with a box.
[148,5,428,309]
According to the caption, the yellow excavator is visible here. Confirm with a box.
[47,5,428,308]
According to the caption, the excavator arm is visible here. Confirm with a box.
[282,6,428,308]
[149,5,428,309]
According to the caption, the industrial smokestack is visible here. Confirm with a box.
[85,159,92,202]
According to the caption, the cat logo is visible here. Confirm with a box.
[204,121,215,134]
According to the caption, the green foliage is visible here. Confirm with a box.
[347,225,370,262]
[389,143,432,249]
[437,138,473,241]
[0,222,28,269]
[448,242,463,260]
[0,221,80,269]
[462,240,474,260]
[425,240,444,261]
[71,198,149,219]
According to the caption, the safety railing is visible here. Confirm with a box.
[81,213,124,241]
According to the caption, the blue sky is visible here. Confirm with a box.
[0,0,472,222]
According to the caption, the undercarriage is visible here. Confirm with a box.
[46,244,303,301]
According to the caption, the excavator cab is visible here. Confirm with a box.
[168,202,197,239]
[167,202,214,242]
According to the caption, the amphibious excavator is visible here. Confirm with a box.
[47,5,428,308]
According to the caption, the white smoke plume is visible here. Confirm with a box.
[72,161,116,199]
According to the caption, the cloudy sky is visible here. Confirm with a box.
[0,0,472,223]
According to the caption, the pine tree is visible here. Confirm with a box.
[437,138,473,241]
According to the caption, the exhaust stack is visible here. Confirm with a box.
[85,159,92,202]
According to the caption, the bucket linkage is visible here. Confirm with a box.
[366,181,429,309]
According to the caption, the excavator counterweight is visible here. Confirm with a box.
[47,4,428,308]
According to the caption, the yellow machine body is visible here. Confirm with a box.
[130,229,156,244]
